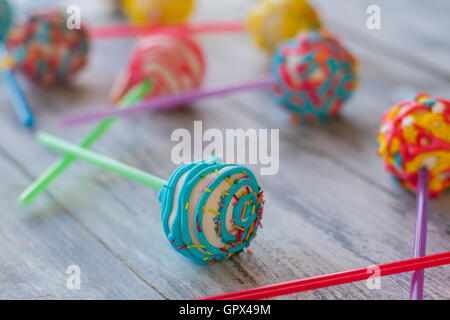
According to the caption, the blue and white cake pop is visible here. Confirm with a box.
[159,156,265,264]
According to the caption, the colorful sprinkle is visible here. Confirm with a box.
[187,244,205,249]
[225,177,233,186]
[232,224,246,232]
[208,209,221,216]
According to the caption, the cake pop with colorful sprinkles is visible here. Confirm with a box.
[6,10,89,87]
[121,0,194,25]
[247,0,322,52]
[110,33,205,103]
[272,30,358,123]
[159,156,264,264]
[377,94,450,197]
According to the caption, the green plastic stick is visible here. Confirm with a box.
[18,80,153,206]
[36,132,167,191]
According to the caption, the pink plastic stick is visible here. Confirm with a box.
[90,21,245,39]
[61,76,275,126]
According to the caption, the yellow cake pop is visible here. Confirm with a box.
[121,0,194,25]
[247,0,322,52]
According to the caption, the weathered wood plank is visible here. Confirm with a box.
[0,143,164,299]
[312,0,450,81]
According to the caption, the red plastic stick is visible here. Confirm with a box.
[199,251,450,300]
[90,21,245,39]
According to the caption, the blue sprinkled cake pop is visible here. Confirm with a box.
[159,156,265,264]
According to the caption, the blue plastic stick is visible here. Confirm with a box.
[0,43,34,127]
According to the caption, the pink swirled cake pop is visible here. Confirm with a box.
[110,33,205,103]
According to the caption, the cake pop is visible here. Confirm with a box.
[23,132,265,265]
[272,30,358,123]
[62,30,358,126]
[5,10,89,87]
[377,94,450,197]
[19,34,205,206]
[377,94,450,299]
[110,33,206,103]
[247,0,322,52]
[0,0,34,127]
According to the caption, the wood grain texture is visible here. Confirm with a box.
[0,0,448,299]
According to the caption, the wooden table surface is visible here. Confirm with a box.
[0,0,448,299]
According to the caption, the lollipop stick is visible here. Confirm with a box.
[18,80,153,206]
[410,167,429,300]
[61,75,275,126]
[0,43,34,127]
[199,251,450,300]
[90,21,245,39]
[36,132,167,191]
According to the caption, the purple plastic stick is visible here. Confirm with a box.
[61,75,275,126]
[410,167,429,300]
